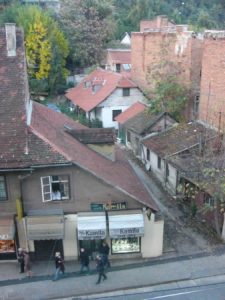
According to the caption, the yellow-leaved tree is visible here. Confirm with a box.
[26,21,52,80]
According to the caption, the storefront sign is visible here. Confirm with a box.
[109,227,144,238]
[91,202,127,211]
[78,229,106,240]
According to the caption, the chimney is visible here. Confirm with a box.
[5,23,16,57]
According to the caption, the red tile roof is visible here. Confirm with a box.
[107,49,131,64]
[0,28,30,169]
[30,101,158,211]
[66,68,137,112]
[115,102,147,124]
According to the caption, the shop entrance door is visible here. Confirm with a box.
[79,240,102,260]
[34,240,63,261]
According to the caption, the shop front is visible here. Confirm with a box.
[26,211,65,260]
[77,212,106,259]
[108,210,144,254]
[0,216,16,260]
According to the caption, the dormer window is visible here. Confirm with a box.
[123,88,130,96]
[84,81,91,88]
[92,84,102,93]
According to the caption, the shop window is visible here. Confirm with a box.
[41,175,70,202]
[111,237,140,254]
[157,157,161,169]
[0,240,15,253]
[0,175,7,201]
[146,149,150,161]
[122,88,130,97]
[112,109,122,121]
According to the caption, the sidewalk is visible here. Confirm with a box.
[1,247,225,299]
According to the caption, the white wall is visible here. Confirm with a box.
[141,146,177,195]
[141,213,164,258]
[63,214,78,260]
[96,87,146,128]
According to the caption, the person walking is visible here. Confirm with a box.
[24,251,32,277]
[17,248,25,274]
[52,252,65,281]
[79,248,90,274]
[99,241,111,268]
[95,255,107,284]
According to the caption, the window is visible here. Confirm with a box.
[112,109,122,121]
[111,237,140,254]
[122,88,130,97]
[146,149,150,161]
[116,64,121,73]
[204,195,214,207]
[193,94,200,116]
[41,175,70,202]
[127,131,131,143]
[166,163,169,177]
[157,157,161,169]
[0,176,7,201]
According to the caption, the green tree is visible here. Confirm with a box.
[59,0,115,68]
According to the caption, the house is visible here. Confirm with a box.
[115,102,147,143]
[198,31,225,130]
[141,122,225,235]
[131,15,203,121]
[120,32,131,46]
[105,49,131,73]
[65,68,147,129]
[0,25,164,261]
[123,111,177,158]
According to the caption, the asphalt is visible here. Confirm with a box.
[1,247,225,300]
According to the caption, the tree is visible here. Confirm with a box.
[59,0,115,68]
[0,4,69,94]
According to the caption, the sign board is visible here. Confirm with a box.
[78,229,106,240]
[109,227,144,238]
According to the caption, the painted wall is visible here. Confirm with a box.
[142,213,164,258]
[63,214,78,260]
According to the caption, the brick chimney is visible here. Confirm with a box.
[5,23,16,57]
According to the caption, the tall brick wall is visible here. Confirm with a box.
[131,27,203,120]
[199,36,225,130]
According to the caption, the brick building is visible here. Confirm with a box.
[199,31,225,131]
[131,16,203,120]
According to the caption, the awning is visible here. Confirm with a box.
[26,215,64,240]
[77,213,106,240]
[0,217,15,240]
[108,211,144,238]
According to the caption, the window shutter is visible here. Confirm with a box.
[41,176,52,202]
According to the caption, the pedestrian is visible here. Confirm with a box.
[52,252,65,281]
[79,248,90,274]
[24,251,32,277]
[95,255,107,284]
[17,248,25,274]
[99,241,111,268]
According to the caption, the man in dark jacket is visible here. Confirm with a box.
[96,255,107,284]
[52,252,65,281]
[17,248,25,273]
[79,248,90,274]
[99,241,111,268]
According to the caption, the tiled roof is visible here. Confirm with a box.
[66,128,115,144]
[107,49,131,64]
[142,122,217,158]
[65,68,137,112]
[115,102,147,124]
[0,28,29,169]
[124,111,175,135]
[30,101,158,211]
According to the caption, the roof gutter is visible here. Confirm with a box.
[0,163,73,172]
